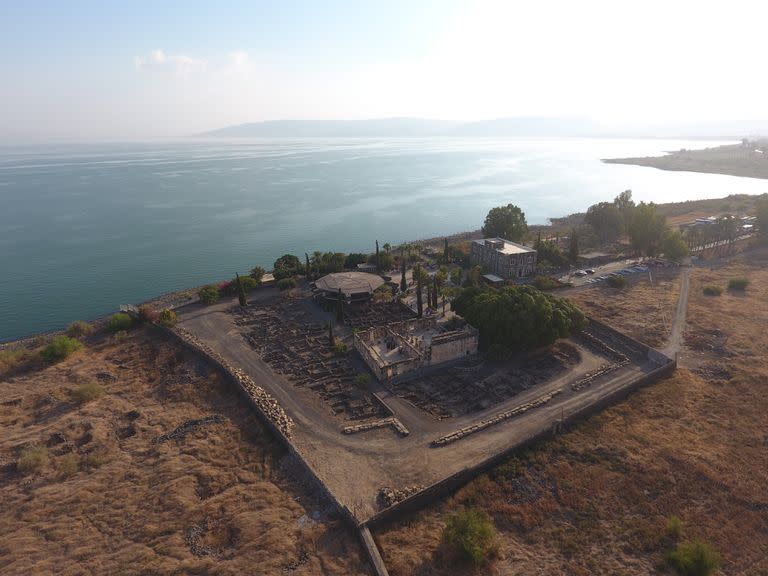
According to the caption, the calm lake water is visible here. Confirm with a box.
[2,137,767,341]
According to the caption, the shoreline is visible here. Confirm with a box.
[603,142,768,180]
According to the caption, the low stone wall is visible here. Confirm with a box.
[365,357,676,531]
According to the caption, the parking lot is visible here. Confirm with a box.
[560,258,678,287]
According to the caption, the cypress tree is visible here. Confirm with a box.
[336,288,344,323]
[444,238,449,265]
[433,275,439,308]
[569,228,579,265]
[416,265,423,318]
[536,229,542,249]
[375,240,380,272]
[427,283,432,311]
[305,253,311,279]
[328,321,335,346]
[400,249,407,293]
[235,273,247,307]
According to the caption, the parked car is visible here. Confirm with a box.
[574,270,588,277]
[586,268,595,274]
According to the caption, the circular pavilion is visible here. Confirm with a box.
[314,271,385,304]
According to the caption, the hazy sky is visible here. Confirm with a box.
[2,0,767,141]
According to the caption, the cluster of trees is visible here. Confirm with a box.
[452,285,587,357]
[584,190,689,260]
[481,204,528,241]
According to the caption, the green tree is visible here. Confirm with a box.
[383,242,391,253]
[568,228,579,264]
[452,285,587,357]
[756,195,768,244]
[328,321,335,347]
[661,230,690,262]
[585,201,624,243]
[305,253,312,279]
[629,202,666,256]
[535,240,567,270]
[41,336,83,363]
[444,238,449,265]
[198,285,220,305]
[442,509,497,567]
[614,189,636,233]
[416,265,424,318]
[249,265,266,284]
[345,252,368,269]
[481,204,528,242]
[450,267,462,285]
[375,240,380,272]
[273,254,302,280]
[235,273,247,307]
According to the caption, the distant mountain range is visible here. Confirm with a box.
[200,117,768,140]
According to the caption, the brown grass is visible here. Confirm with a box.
[375,250,768,575]
[0,329,367,576]
[565,271,680,347]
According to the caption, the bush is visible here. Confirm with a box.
[239,275,259,291]
[606,275,629,289]
[666,540,721,576]
[58,453,79,478]
[0,347,39,375]
[276,277,297,291]
[333,342,348,355]
[532,275,560,291]
[107,313,133,332]
[71,381,104,404]
[354,372,371,387]
[137,304,159,323]
[666,516,684,541]
[113,330,129,343]
[17,445,49,475]
[702,286,722,296]
[66,320,94,339]
[198,285,220,305]
[81,453,105,470]
[442,509,497,567]
[158,309,177,327]
[250,266,266,283]
[40,335,83,363]
[727,278,749,291]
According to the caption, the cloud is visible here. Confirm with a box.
[133,49,207,76]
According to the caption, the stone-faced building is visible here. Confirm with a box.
[470,238,537,279]
[353,318,478,383]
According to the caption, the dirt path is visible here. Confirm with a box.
[661,266,690,358]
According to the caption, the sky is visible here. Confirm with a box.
[1,0,767,141]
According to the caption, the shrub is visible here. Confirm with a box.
[158,309,177,327]
[113,330,129,343]
[606,275,628,289]
[666,516,684,541]
[250,266,266,283]
[40,336,83,363]
[71,381,104,404]
[81,453,105,470]
[17,445,49,475]
[532,275,560,291]
[276,277,297,291]
[137,304,159,323]
[442,508,497,567]
[354,372,371,387]
[66,320,94,339]
[58,453,79,478]
[107,313,133,332]
[239,275,259,291]
[666,540,721,576]
[333,342,348,355]
[727,278,749,291]
[702,286,722,296]
[0,347,39,375]
[198,285,220,305]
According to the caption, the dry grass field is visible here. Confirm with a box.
[0,330,368,576]
[374,251,768,575]
[565,271,681,347]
